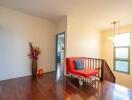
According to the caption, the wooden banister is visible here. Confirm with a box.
[81,57,103,79]
[81,57,115,83]
[100,60,104,81]
[103,61,115,83]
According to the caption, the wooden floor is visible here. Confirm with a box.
[0,72,132,100]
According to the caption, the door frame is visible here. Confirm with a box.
[55,32,65,72]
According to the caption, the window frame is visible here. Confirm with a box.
[113,32,131,74]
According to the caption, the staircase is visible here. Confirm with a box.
[81,57,115,83]
[102,60,115,83]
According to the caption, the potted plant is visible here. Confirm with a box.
[29,43,40,77]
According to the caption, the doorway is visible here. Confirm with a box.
[56,32,65,77]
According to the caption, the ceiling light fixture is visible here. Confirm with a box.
[109,21,120,41]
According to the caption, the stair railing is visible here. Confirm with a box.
[81,57,115,83]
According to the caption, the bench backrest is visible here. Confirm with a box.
[66,57,81,73]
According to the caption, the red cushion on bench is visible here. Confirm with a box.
[66,57,99,78]
[66,57,81,73]
[71,68,99,78]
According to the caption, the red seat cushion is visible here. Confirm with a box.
[71,68,99,78]
[66,57,99,78]
[66,57,81,73]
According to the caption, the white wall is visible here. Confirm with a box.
[56,17,67,34]
[0,7,56,80]
[56,17,67,74]
[101,24,132,88]
[0,7,101,81]
[66,15,101,58]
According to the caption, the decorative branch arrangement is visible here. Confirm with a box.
[29,42,41,76]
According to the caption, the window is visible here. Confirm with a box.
[114,32,130,74]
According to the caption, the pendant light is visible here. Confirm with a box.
[109,21,120,41]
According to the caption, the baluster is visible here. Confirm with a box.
[88,59,90,69]
[82,57,83,67]
[89,59,91,69]
[97,60,99,77]
[83,58,84,68]
[84,58,86,68]
[92,59,93,69]
[86,58,88,68]
[98,60,100,69]
[99,60,101,77]
[91,59,92,69]
[96,60,98,69]
[83,58,85,68]
[86,58,87,68]
[90,59,92,69]
[95,59,96,69]
[87,58,89,68]
[93,59,94,69]
[100,60,102,77]
[82,57,85,68]
[95,59,97,69]
[85,58,87,68]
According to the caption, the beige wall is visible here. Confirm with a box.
[66,15,101,58]
[55,15,101,74]
[56,17,67,34]
[0,7,56,80]
[101,24,132,88]
[56,16,67,60]
[56,17,67,74]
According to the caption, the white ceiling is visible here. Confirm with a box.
[0,0,82,20]
[0,0,132,29]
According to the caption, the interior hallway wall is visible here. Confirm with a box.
[66,15,101,58]
[101,24,132,88]
[0,6,56,80]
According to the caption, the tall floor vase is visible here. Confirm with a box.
[32,60,37,77]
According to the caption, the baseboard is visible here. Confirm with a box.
[0,71,55,82]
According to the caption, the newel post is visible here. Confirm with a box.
[100,60,105,81]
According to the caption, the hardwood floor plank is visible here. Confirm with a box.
[0,72,132,100]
